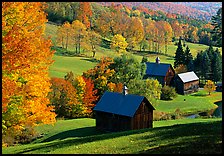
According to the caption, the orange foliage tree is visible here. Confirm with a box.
[83,57,115,96]
[76,2,93,29]
[48,78,83,118]
[2,2,56,145]
[82,77,99,116]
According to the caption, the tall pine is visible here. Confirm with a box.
[184,46,193,71]
[211,8,222,47]
[202,52,211,80]
[174,37,185,68]
[212,49,222,82]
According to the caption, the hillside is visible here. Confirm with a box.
[99,2,222,21]
[2,118,222,154]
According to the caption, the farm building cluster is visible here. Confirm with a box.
[93,57,200,132]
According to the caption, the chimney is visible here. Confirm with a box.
[123,85,128,95]
[156,56,160,64]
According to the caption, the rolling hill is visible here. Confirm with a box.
[98,2,222,21]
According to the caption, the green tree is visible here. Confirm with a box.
[161,85,177,100]
[174,37,185,68]
[109,54,146,84]
[128,79,162,104]
[211,7,222,47]
[202,52,211,80]
[184,46,194,71]
[212,50,222,82]
[194,51,203,77]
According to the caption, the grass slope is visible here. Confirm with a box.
[2,118,222,154]
[49,55,97,78]
[154,90,222,115]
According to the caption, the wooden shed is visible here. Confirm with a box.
[93,90,155,132]
[144,57,175,86]
[175,71,199,95]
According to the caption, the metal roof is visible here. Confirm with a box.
[145,62,172,76]
[177,71,199,83]
[93,91,155,117]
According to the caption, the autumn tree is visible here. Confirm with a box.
[71,20,87,54]
[110,34,128,53]
[82,77,99,116]
[2,2,56,146]
[204,80,216,95]
[76,2,93,29]
[48,78,83,118]
[82,57,115,96]
[174,64,188,74]
[86,30,102,57]
[62,21,72,51]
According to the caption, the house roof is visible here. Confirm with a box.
[145,62,172,76]
[177,71,199,83]
[93,91,155,117]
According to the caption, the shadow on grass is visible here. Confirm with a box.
[136,121,222,154]
[16,121,222,154]
[41,126,105,143]
[80,58,99,63]
[190,92,208,97]
[17,127,145,154]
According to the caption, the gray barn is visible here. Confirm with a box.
[175,71,199,95]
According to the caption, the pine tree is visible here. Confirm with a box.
[184,46,194,71]
[202,52,211,80]
[174,37,185,68]
[211,8,222,47]
[212,50,222,82]
[194,51,203,77]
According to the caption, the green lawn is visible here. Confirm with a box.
[49,55,98,78]
[2,118,222,154]
[154,90,222,115]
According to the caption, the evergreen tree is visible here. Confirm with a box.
[212,50,222,82]
[187,59,194,72]
[205,45,214,80]
[211,7,222,47]
[194,51,203,77]
[174,37,185,68]
[184,46,193,67]
[202,52,211,80]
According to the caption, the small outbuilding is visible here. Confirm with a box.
[93,87,155,132]
[144,57,175,86]
[216,82,222,92]
[175,71,199,95]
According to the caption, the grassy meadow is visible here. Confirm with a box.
[2,118,222,154]
[154,90,222,115]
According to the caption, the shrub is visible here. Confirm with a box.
[161,85,177,100]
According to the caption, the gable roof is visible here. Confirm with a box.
[145,62,172,76]
[93,91,155,117]
[177,71,199,83]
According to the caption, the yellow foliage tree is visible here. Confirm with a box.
[110,34,128,53]
[204,80,216,95]
[2,2,56,146]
